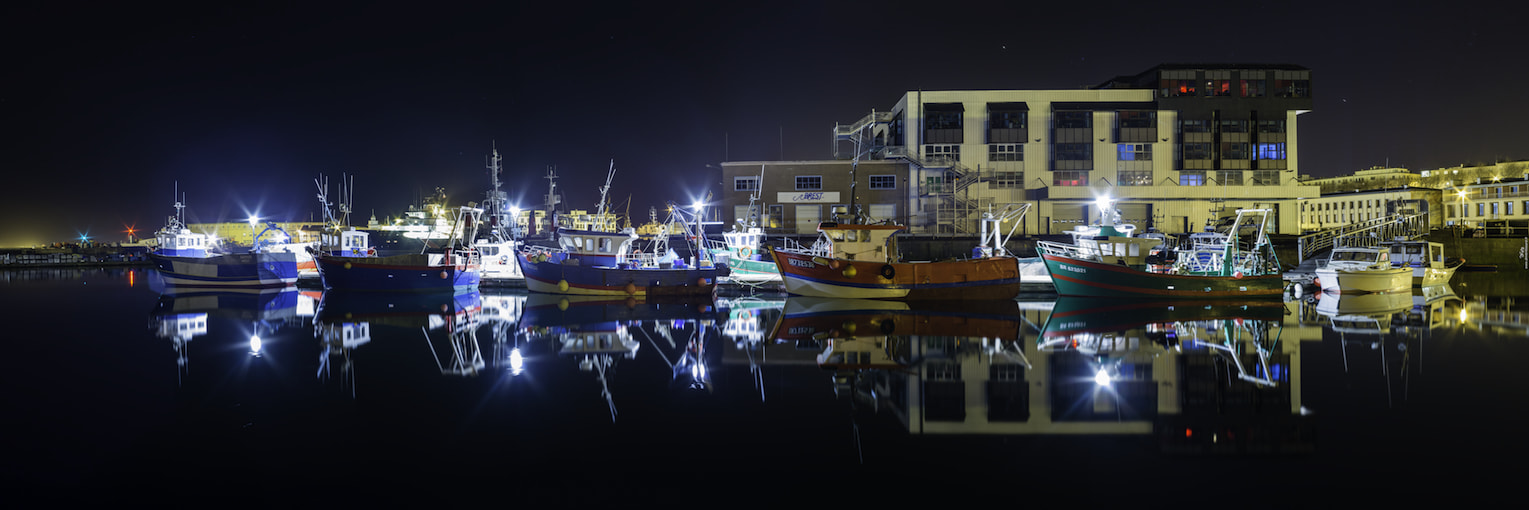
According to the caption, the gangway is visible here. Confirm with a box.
[1296,212,1430,263]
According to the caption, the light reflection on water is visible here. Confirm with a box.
[8,267,1529,493]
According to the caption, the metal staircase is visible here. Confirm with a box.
[1296,212,1430,262]
[834,110,991,233]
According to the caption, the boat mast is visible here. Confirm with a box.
[595,159,616,231]
[483,144,509,242]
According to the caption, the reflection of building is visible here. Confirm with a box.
[749,300,1314,453]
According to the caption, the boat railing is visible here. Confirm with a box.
[1035,240,1094,261]
[776,236,833,258]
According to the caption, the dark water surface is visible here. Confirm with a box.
[6,268,1527,502]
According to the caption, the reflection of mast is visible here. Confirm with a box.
[316,320,370,398]
[424,310,485,377]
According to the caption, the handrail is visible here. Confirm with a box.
[1296,212,1429,262]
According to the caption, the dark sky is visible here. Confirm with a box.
[6,1,1525,247]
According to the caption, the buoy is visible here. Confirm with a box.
[697,277,709,287]
[440,304,448,312]
[558,280,570,292]
[557,298,569,311]
[440,271,448,279]
[829,259,841,269]
[625,282,637,295]
[625,297,638,308]
[343,262,352,270]
[1233,271,1243,279]
[842,265,857,278]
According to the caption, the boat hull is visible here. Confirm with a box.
[148,252,299,288]
[1040,253,1284,298]
[516,251,718,297]
[1313,267,1411,295]
[1410,262,1460,287]
[771,249,1026,300]
[314,254,480,292]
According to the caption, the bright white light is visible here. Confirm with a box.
[1095,195,1111,211]
[509,348,524,375]
[510,206,521,217]
[1094,367,1111,386]
[248,215,260,225]
[692,201,704,211]
[250,335,263,355]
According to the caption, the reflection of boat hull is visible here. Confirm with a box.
[1314,266,1411,295]
[1410,261,1461,287]
[153,287,300,321]
[520,293,716,329]
[316,289,481,328]
[314,253,480,292]
[1042,297,1286,338]
[771,297,1022,342]
[149,252,299,288]
[516,252,718,297]
[1041,253,1284,298]
[1315,290,1411,317]
[771,249,1024,300]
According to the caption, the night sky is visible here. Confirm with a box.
[7,2,1525,247]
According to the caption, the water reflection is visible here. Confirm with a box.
[313,290,486,396]
[517,294,720,420]
[149,286,306,382]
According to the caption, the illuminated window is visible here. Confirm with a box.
[1117,170,1152,186]
[1180,171,1205,186]
[1117,143,1152,161]
[795,176,822,190]
[1053,171,1088,186]
[869,175,896,190]
[1257,143,1286,160]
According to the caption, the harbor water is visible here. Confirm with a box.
[5,266,1527,503]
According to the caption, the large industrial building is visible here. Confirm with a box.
[721,63,1320,236]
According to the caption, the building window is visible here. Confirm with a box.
[1275,70,1311,98]
[1242,79,1267,97]
[1053,111,1091,128]
[1219,120,1249,133]
[1117,143,1152,161]
[1118,111,1155,128]
[1257,120,1285,133]
[1180,120,1211,133]
[989,110,1026,129]
[1252,170,1280,186]
[993,171,1023,189]
[1208,79,1233,96]
[1053,171,1088,186]
[1180,171,1206,186]
[1054,143,1092,161]
[1117,170,1152,186]
[734,176,759,192]
[795,176,822,191]
[989,144,1023,161]
[926,109,962,130]
[1221,142,1250,160]
[924,144,961,162]
[1506,202,1514,216]
[1160,78,1197,97]
[1478,203,1486,216]
[869,175,896,190]
[1492,202,1500,216]
[1216,170,1244,186]
[767,205,783,229]
[1183,143,1213,160]
[1257,143,1286,160]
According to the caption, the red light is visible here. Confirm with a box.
[1185,428,1193,438]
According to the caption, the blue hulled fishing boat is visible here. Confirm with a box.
[147,186,299,289]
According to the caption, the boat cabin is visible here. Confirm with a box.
[323,229,372,257]
[1386,240,1445,269]
[557,228,638,266]
[156,227,209,258]
[1326,246,1391,270]
[814,223,904,263]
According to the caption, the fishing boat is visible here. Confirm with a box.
[707,165,782,286]
[312,205,485,292]
[1313,238,1412,295]
[1382,237,1463,287]
[474,145,521,280]
[770,204,1034,300]
[1036,202,1285,298]
[516,163,718,297]
[147,186,300,289]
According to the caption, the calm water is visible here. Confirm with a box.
[6,267,1528,500]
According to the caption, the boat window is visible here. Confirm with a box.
[599,238,611,252]
[830,231,845,241]
[859,230,871,242]
[1406,245,1422,255]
